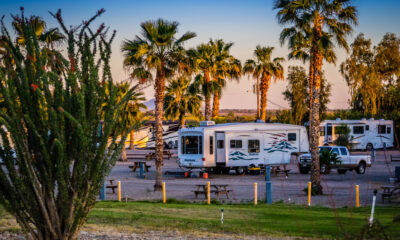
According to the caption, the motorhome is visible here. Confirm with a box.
[178,121,309,173]
[319,118,394,150]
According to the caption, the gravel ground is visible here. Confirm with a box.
[105,149,400,207]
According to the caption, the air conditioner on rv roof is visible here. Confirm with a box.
[199,121,215,127]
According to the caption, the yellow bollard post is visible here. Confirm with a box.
[356,185,359,207]
[118,181,121,202]
[254,182,258,205]
[207,181,210,205]
[162,182,166,203]
[308,181,311,206]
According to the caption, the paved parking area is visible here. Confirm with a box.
[104,150,400,207]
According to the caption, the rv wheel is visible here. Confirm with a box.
[168,141,174,149]
[236,167,245,175]
[366,143,373,151]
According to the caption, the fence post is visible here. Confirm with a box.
[356,185,359,207]
[308,181,311,206]
[207,181,210,205]
[118,181,121,202]
[265,165,272,204]
[162,182,166,203]
[254,182,258,205]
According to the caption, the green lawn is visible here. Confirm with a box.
[1,201,400,239]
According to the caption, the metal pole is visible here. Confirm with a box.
[139,162,144,179]
[265,165,272,204]
[221,208,224,224]
[118,181,121,202]
[162,182,166,203]
[207,181,211,205]
[369,189,378,226]
[100,182,106,200]
[308,181,311,206]
[254,182,258,205]
[356,185,359,207]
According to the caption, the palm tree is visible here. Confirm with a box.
[210,39,242,117]
[121,19,196,190]
[243,46,284,121]
[164,77,202,128]
[275,0,358,194]
[187,44,215,120]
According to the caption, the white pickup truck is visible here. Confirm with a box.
[298,146,372,174]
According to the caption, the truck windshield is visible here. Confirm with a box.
[319,147,332,153]
[181,136,203,154]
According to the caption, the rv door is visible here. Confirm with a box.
[215,132,226,163]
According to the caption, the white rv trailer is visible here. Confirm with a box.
[319,118,394,150]
[178,121,309,172]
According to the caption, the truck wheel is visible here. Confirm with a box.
[355,162,366,174]
[299,167,309,174]
[320,164,330,174]
[236,167,245,175]
[168,141,174,149]
[337,169,347,174]
[366,143,373,151]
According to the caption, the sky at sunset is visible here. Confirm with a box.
[1,0,399,110]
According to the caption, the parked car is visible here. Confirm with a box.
[298,146,371,174]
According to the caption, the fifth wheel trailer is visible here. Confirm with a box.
[178,121,309,173]
[319,118,394,150]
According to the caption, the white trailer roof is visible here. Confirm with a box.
[320,119,393,125]
[180,122,305,133]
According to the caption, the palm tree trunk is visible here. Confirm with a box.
[129,130,135,150]
[154,68,166,191]
[259,75,270,122]
[204,72,212,120]
[121,131,127,161]
[212,91,220,118]
[310,15,323,195]
[179,116,185,129]
[256,76,260,119]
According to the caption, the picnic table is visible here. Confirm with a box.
[391,155,400,162]
[129,161,151,172]
[106,179,117,194]
[271,165,291,178]
[193,184,232,200]
[381,185,400,203]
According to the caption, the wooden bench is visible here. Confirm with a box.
[381,185,400,203]
[128,161,151,172]
[391,155,400,162]
[106,179,117,194]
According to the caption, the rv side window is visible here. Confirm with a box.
[320,127,325,136]
[378,125,386,134]
[288,133,296,141]
[199,136,203,154]
[209,136,213,154]
[230,140,242,148]
[353,126,364,134]
[327,126,332,136]
[366,125,369,131]
[217,140,224,149]
[248,140,260,153]
[387,127,391,134]
[182,136,202,154]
